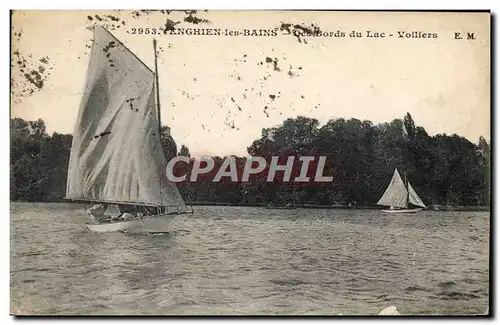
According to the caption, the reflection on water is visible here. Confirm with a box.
[11,203,489,315]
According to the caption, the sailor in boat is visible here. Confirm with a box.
[86,204,138,223]
[110,204,166,222]
[112,204,140,222]
[117,212,136,222]
[87,203,109,223]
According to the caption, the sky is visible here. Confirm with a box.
[11,10,490,157]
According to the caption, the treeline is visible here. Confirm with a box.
[10,113,490,207]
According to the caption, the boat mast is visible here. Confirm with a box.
[153,38,164,213]
[152,37,193,214]
[404,172,409,207]
[153,38,162,135]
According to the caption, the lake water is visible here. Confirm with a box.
[10,202,489,315]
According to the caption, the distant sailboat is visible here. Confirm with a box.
[64,26,192,233]
[376,168,426,213]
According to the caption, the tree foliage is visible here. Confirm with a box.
[10,114,490,207]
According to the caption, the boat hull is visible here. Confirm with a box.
[85,214,183,233]
[381,208,423,213]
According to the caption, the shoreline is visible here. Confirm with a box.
[187,202,490,212]
[10,201,490,212]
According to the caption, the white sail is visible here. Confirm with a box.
[376,169,408,208]
[408,182,426,208]
[65,26,187,210]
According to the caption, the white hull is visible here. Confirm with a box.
[86,214,182,233]
[381,208,423,213]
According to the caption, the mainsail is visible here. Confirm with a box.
[376,169,408,208]
[65,26,187,211]
[408,182,426,208]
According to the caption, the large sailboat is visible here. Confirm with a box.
[376,168,426,213]
[64,26,192,233]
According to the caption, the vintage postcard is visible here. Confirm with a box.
[10,10,490,316]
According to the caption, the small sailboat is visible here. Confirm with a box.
[64,26,192,233]
[376,168,426,213]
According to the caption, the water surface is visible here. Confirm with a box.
[10,203,489,315]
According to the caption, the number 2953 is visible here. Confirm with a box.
[130,28,160,35]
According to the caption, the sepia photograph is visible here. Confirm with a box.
[9,10,491,316]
